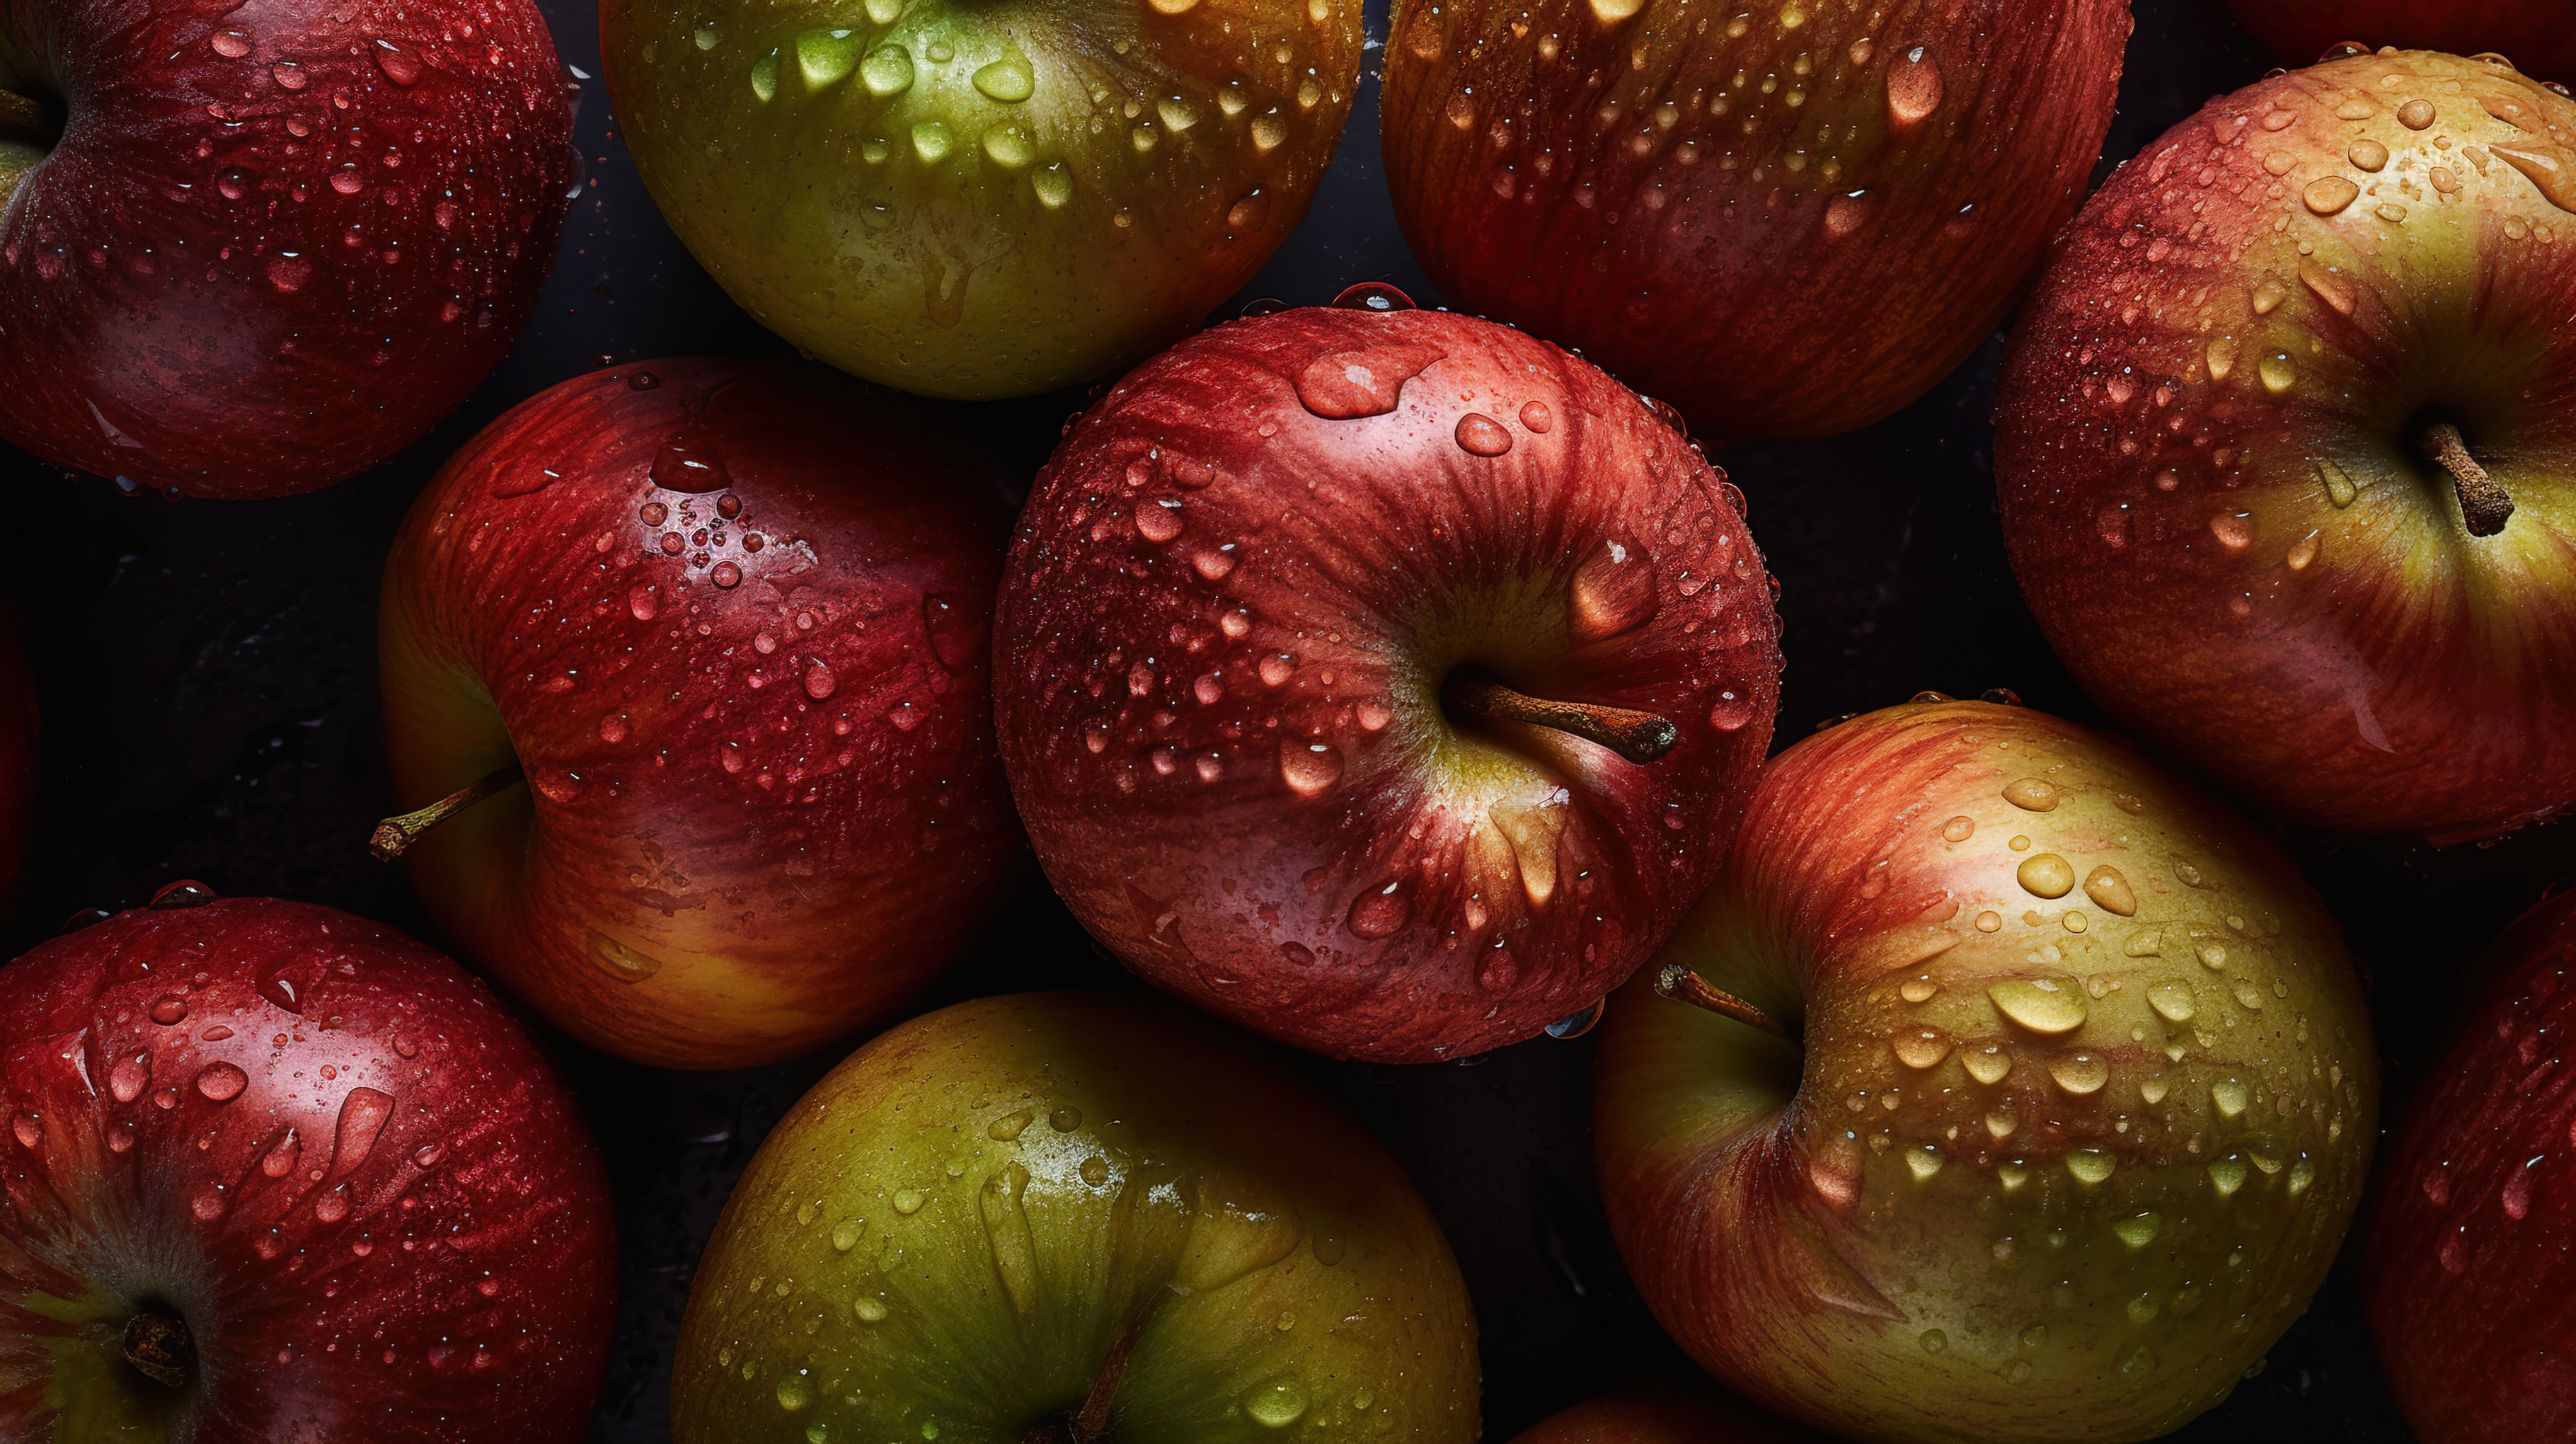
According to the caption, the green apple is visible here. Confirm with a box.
[602,0,1363,399]
[672,992,1480,1442]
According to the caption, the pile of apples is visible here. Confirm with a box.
[0,0,2565,1438]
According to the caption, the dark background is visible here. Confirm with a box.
[3,0,2570,1438]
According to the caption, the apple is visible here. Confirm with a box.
[2226,5,2576,86]
[0,0,575,498]
[600,0,1362,401]
[1511,1385,1812,1443]
[376,357,1020,1069]
[991,299,1783,1064]
[1378,0,2129,442]
[1595,698,2377,1444]
[672,990,1480,1443]
[0,615,33,910]
[1993,50,2576,842]
[0,887,617,1440]
[2362,887,2576,1442]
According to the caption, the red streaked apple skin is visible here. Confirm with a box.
[0,0,574,498]
[994,306,1782,1064]
[2225,2,2576,84]
[2363,889,2576,1442]
[381,357,1019,1069]
[1994,52,2576,841]
[1597,701,2377,1444]
[1510,1385,1813,1443]
[1379,0,2128,442]
[0,895,616,1441]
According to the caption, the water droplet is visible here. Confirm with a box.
[1244,1378,1309,1428]
[1518,401,1553,433]
[892,1188,926,1215]
[972,59,1034,103]
[1989,978,2086,1035]
[2212,1077,2250,1117]
[1329,282,1415,311]
[2398,98,2436,130]
[2049,1053,2110,1095]
[2257,352,2299,394]
[314,1187,350,1223]
[589,930,665,982]
[2347,138,2389,172]
[2492,143,2576,214]
[1904,1145,1945,1181]
[211,29,253,57]
[1707,690,1758,732]
[778,1374,812,1411]
[411,1143,444,1168]
[372,40,422,86]
[2016,854,2075,898]
[2067,1150,2116,1184]
[1568,539,1657,642]
[1032,164,1073,209]
[1900,975,1942,1004]
[832,1217,866,1251]
[149,996,190,1025]
[2146,979,2195,1022]
[1347,882,1408,938]
[711,561,743,589]
[857,43,914,98]
[2301,176,2360,215]
[331,1088,394,1175]
[1280,741,1342,796]
[1293,344,1444,419]
[1546,999,1606,1039]
[2209,1155,2248,1198]
[261,1129,301,1178]
[1135,500,1184,543]
[1454,413,1512,456]
[193,1062,248,1101]
[2082,866,2137,916]
[265,253,312,293]
[1279,941,1316,966]
[1885,45,1942,135]
[650,438,730,493]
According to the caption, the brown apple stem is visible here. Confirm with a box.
[1655,962,1798,1048]
[0,88,45,142]
[368,764,527,861]
[1021,1295,1161,1444]
[2421,422,2514,537]
[122,1312,192,1389]
[1442,674,1678,764]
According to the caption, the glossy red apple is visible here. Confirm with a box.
[0,0,574,498]
[2363,888,2576,1442]
[1511,1385,1811,1443]
[994,299,1782,1063]
[2226,4,2576,85]
[1597,699,2377,1443]
[1379,0,2129,442]
[0,888,617,1440]
[1994,50,2576,840]
[379,357,1019,1069]
[0,617,33,908]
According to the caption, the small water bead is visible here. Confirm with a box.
[1243,1379,1309,1428]
[2049,1053,2110,1095]
[2301,176,2360,215]
[150,996,190,1026]
[861,45,915,97]
[2147,979,2196,1022]
[195,1062,248,1102]
[972,60,1035,102]
[2066,1150,2117,1185]
[892,1188,926,1215]
[2209,1155,2248,1198]
[1347,882,1409,939]
[2001,778,2060,811]
[1919,1329,1948,1353]
[1519,401,1553,432]
[2016,854,2076,899]
[1280,741,1343,795]
[1964,1047,2011,1084]
[1899,975,1942,1004]
[2082,865,2137,916]
[2211,1077,2251,1117]
[1989,978,2086,1035]
[1454,413,1513,456]
[2398,98,2436,130]
[1941,816,1976,842]
[1546,999,1606,1039]
[1885,44,1942,135]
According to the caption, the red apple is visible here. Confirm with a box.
[1511,1385,1812,1443]
[1597,699,2377,1443]
[0,0,574,498]
[1379,0,2129,442]
[993,299,1782,1063]
[0,616,33,908]
[0,888,616,1440]
[1994,50,2576,841]
[2226,4,2576,86]
[379,357,1020,1069]
[2363,887,2576,1442]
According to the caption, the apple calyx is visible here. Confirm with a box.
[2418,421,2515,537]
[1652,962,1796,1049]
[1020,1306,1156,1444]
[120,1312,192,1390]
[367,763,527,861]
[1442,673,1679,764]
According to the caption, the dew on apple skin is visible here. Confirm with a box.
[2049,1052,2111,1095]
[149,995,190,1026]
[776,1373,814,1411]
[892,1188,927,1215]
[1280,740,1343,795]
[1901,975,1943,1003]
[1892,1030,1950,1070]
[1885,45,1943,137]
[315,1187,351,1224]
[1454,413,1513,457]
[2016,854,2076,899]
[211,28,252,57]
[1989,978,2086,1034]
[2146,978,2196,1023]
[1347,881,1409,938]
[1243,1378,1309,1428]
[2300,176,2360,216]
[853,1295,890,1323]
[2211,1077,2251,1118]
[193,1061,248,1102]
[2083,865,2138,916]
[589,930,665,982]
[1280,940,1317,965]
[1707,689,1757,732]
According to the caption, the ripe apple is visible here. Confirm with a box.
[0,888,617,1440]
[991,301,1783,1064]
[2226,4,2576,86]
[1993,50,2576,842]
[1512,1385,1812,1443]
[2362,887,2576,1442]
[672,991,1480,1443]
[1596,698,2378,1444]
[0,616,33,908]
[0,0,575,498]
[600,0,1362,401]
[377,357,1020,1069]
[1379,0,2129,442]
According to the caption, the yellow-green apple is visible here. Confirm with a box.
[672,991,1480,1442]
[1994,50,2576,842]
[1512,1385,1815,1443]
[2226,6,2576,84]
[2363,888,2576,1443]
[1379,0,2129,442]
[0,0,574,497]
[601,0,1362,401]
[1596,698,2377,1444]
[992,303,1783,1063]
[377,357,1019,1068]
[0,889,617,1440]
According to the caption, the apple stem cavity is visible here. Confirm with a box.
[1654,961,1798,1048]
[0,87,49,144]
[2420,422,2515,537]
[1022,1301,1158,1443]
[120,1312,192,1390]
[368,764,528,861]
[1442,673,1679,764]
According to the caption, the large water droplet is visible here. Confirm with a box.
[2301,176,2359,215]
[330,1087,394,1176]
[1279,741,1343,796]
[650,437,730,493]
[2146,978,2196,1022]
[972,59,1034,102]
[1243,1378,1309,1428]
[2048,1053,2110,1095]
[1454,413,1512,456]
[195,1062,248,1101]
[1346,881,1408,938]
[372,40,422,86]
[2211,1077,2251,1117]
[1292,344,1444,419]
[1885,45,1942,135]
[1989,978,2086,1035]
[2016,854,2076,898]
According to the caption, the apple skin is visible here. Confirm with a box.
[992,304,1783,1064]
[2362,888,2576,1442]
[1379,0,2129,442]
[1510,1385,1815,1443]
[1993,52,2576,842]
[0,891,616,1441]
[0,617,32,910]
[2225,4,2576,85]
[380,357,1020,1069]
[671,991,1480,1443]
[1595,699,2378,1444]
[600,0,1362,401]
[0,0,574,498]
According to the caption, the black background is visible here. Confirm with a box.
[4,0,2571,1438]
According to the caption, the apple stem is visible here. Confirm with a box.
[0,88,46,143]
[1022,1305,1156,1444]
[368,764,527,861]
[2421,422,2514,537]
[1442,674,1679,764]
[1655,962,1798,1048]
[121,1313,192,1389]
